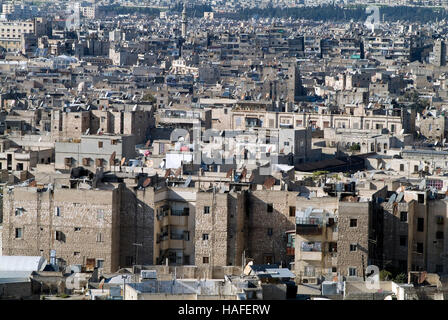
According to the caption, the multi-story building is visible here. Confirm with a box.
[55,134,136,171]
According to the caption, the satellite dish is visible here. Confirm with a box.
[385,163,391,170]
[183,176,192,188]
[304,207,313,217]
[396,192,404,203]
[132,104,138,111]
[419,179,426,190]
[387,193,397,205]
[399,129,404,135]
[96,128,101,134]
[142,177,151,188]
[120,157,126,166]
[85,128,90,135]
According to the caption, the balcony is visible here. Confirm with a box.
[296,217,323,235]
[286,247,295,256]
[169,215,188,226]
[300,251,322,261]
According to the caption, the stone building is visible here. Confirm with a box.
[246,190,297,266]
[2,186,121,273]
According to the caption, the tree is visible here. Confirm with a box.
[349,143,360,152]
[394,273,408,283]
[142,92,156,104]
[380,269,392,281]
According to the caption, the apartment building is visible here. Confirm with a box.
[2,186,121,273]
[0,17,49,52]
[153,186,246,267]
[51,108,153,144]
[55,134,136,171]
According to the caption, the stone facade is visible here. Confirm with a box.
[337,201,371,278]
[2,187,121,273]
[195,191,246,267]
[246,190,297,265]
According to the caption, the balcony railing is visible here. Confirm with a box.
[296,217,323,235]
[170,233,185,240]
[171,209,189,216]
[296,217,323,225]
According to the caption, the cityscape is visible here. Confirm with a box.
[1,0,448,303]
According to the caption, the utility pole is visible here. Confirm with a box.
[122,275,129,300]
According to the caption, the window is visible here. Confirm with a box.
[400,164,404,171]
[436,231,444,240]
[74,227,81,232]
[15,208,24,216]
[97,233,103,242]
[350,219,357,227]
[55,207,61,217]
[96,259,104,268]
[350,243,358,252]
[418,194,424,204]
[400,212,408,222]
[400,235,407,247]
[74,252,80,256]
[329,242,337,252]
[349,267,357,276]
[417,242,424,254]
[98,141,103,148]
[203,257,209,264]
[267,228,273,236]
[15,228,23,239]
[289,206,296,217]
[55,231,64,241]
[203,206,210,214]
[202,233,209,240]
[417,218,424,232]
[267,203,273,212]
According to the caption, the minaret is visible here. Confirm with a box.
[181,3,187,39]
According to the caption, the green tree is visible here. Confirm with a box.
[394,273,408,283]
[380,269,393,281]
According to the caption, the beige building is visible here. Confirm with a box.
[2,186,121,273]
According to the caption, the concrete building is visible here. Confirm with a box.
[55,134,136,171]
